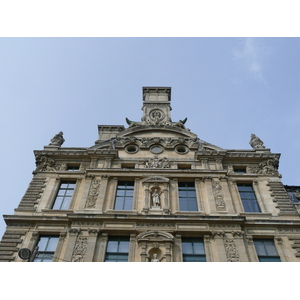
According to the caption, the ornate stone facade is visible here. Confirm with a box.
[1,86,299,262]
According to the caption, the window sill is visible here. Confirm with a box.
[106,209,138,215]
[174,211,205,216]
[41,209,73,214]
[239,212,272,218]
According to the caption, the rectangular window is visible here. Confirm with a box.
[105,236,130,262]
[182,238,206,262]
[33,236,59,262]
[52,181,76,209]
[237,183,261,213]
[114,181,134,210]
[234,167,246,173]
[178,182,198,211]
[254,239,281,262]
[67,165,80,171]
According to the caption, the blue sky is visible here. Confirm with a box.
[1,37,300,238]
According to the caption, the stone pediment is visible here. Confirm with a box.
[118,124,198,139]
[142,176,170,183]
[136,230,175,242]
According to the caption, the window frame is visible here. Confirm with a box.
[178,182,198,212]
[51,180,76,210]
[237,183,261,213]
[33,235,59,262]
[114,180,134,211]
[253,239,281,262]
[104,236,130,262]
[181,237,206,262]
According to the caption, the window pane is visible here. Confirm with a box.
[254,241,267,256]
[125,190,134,196]
[179,200,189,211]
[118,241,130,253]
[116,190,126,196]
[37,237,50,251]
[188,200,198,211]
[193,242,205,254]
[47,237,59,251]
[187,190,196,197]
[107,241,119,253]
[182,242,193,254]
[114,198,124,210]
[60,198,71,210]
[52,197,64,209]
[124,199,132,210]
[264,240,279,256]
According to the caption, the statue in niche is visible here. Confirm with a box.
[249,134,265,149]
[151,188,162,207]
[49,131,65,147]
[151,253,160,262]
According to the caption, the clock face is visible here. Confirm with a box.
[150,145,163,154]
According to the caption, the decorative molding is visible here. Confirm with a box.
[68,228,81,235]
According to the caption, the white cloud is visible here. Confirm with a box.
[233,38,267,85]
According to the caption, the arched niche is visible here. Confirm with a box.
[136,230,175,262]
[141,176,170,214]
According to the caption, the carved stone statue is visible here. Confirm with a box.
[249,134,265,149]
[151,253,160,262]
[151,189,161,206]
[49,131,65,147]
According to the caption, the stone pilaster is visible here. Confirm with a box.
[53,231,67,262]
[84,229,100,262]
[96,175,110,211]
[63,228,81,262]
[211,231,227,262]
[174,235,182,262]
[204,235,213,262]
[245,235,258,262]
[97,233,108,262]
[232,231,248,262]
[128,234,136,262]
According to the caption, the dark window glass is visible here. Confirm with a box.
[234,168,246,173]
[105,237,130,262]
[114,181,134,210]
[33,236,59,262]
[237,183,261,213]
[67,166,80,171]
[182,238,206,262]
[254,239,281,262]
[52,181,76,209]
[178,182,198,212]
